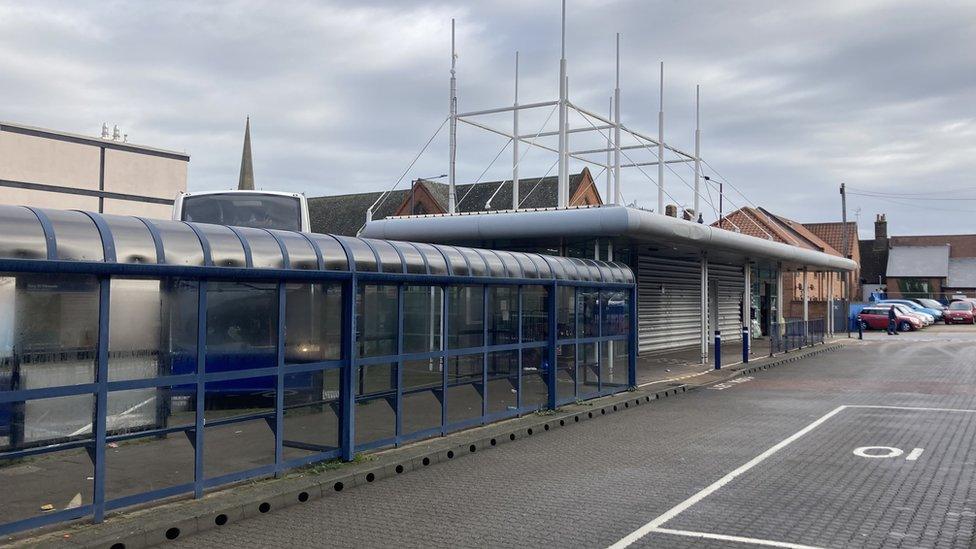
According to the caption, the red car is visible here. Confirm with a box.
[945,301,976,324]
[858,305,922,331]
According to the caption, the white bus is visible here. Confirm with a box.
[172,190,311,232]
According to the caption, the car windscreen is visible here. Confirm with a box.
[182,194,302,231]
[949,302,972,310]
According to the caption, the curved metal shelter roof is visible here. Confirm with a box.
[361,205,859,272]
[0,205,633,283]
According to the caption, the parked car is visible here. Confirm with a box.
[944,301,976,325]
[911,298,947,313]
[858,305,922,332]
[877,299,941,322]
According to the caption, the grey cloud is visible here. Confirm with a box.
[1,0,974,237]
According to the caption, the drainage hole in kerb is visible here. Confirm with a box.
[527,428,533,435]
[559,419,565,426]
[334,481,344,492]
[645,396,651,402]
[601,409,606,415]
[588,412,593,418]
[574,416,580,422]
[624,402,629,408]
[111,544,125,549]
[165,527,181,540]
[509,433,516,441]
[395,464,404,474]
[214,514,228,526]
[544,424,550,431]
[422,457,431,466]
[613,405,618,411]
[635,399,640,405]
[469,444,477,453]
[366,472,375,483]
[258,502,271,513]
[298,492,310,503]
[490,438,497,446]
[447,450,455,459]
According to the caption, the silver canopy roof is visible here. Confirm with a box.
[0,205,633,283]
[361,205,858,272]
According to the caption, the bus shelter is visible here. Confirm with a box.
[0,205,635,535]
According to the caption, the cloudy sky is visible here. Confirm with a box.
[2,0,975,238]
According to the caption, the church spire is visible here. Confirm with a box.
[238,116,255,190]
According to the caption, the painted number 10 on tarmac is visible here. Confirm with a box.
[853,446,924,461]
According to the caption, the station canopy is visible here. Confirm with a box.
[360,205,859,272]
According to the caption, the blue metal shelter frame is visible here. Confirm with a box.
[0,206,636,536]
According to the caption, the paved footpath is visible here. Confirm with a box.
[173,327,976,548]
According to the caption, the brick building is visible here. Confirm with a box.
[715,207,858,320]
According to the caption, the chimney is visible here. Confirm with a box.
[873,213,888,251]
[665,204,678,217]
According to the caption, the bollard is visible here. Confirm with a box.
[742,326,750,363]
[858,320,863,340]
[714,330,722,370]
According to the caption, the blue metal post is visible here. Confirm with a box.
[395,284,404,442]
[92,277,110,522]
[713,330,722,370]
[441,285,449,433]
[516,285,523,412]
[742,326,750,364]
[628,286,637,388]
[481,285,489,422]
[193,280,207,497]
[340,277,356,461]
[273,283,286,477]
[546,282,558,410]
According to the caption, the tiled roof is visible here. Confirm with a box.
[803,222,858,258]
[712,207,844,256]
[890,234,976,258]
[308,169,595,236]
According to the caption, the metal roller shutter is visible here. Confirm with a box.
[637,255,702,354]
[709,262,744,340]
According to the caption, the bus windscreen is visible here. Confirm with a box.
[181,193,302,231]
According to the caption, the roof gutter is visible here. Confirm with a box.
[361,205,858,271]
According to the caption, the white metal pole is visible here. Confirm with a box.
[513,51,520,211]
[557,0,569,209]
[694,84,701,218]
[606,96,612,204]
[658,61,665,215]
[613,33,622,206]
[448,19,458,214]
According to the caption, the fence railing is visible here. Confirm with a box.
[769,318,826,354]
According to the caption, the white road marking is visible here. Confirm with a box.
[847,404,976,414]
[906,447,925,461]
[651,527,826,549]
[607,405,848,549]
[853,446,903,459]
[609,404,976,549]
[638,368,711,387]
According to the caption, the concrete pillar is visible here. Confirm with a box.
[827,273,834,338]
[742,261,752,362]
[700,253,709,364]
[802,268,809,344]
[775,264,785,325]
